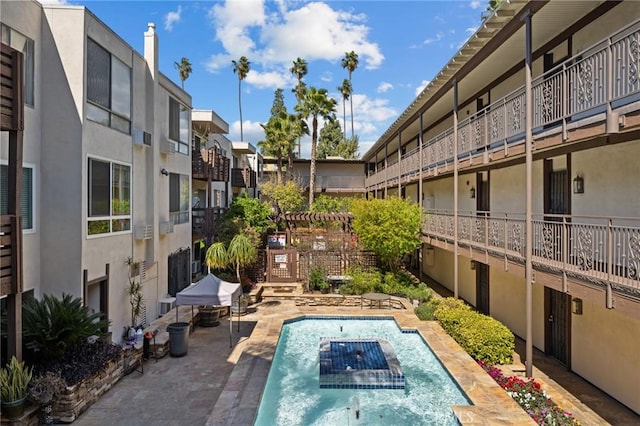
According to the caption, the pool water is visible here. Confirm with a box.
[254,317,471,425]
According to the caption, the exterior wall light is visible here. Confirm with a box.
[573,174,584,194]
[161,168,169,176]
[572,297,583,315]
[470,186,476,199]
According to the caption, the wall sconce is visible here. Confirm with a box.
[470,260,476,270]
[469,186,476,199]
[571,297,583,315]
[573,174,584,194]
[160,168,169,176]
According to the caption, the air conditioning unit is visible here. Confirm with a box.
[158,297,176,316]
[132,129,152,147]
[191,261,201,275]
[134,224,153,240]
[159,221,174,235]
[160,140,175,155]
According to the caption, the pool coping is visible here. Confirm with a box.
[205,304,534,425]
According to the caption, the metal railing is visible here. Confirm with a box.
[366,19,640,189]
[423,210,640,295]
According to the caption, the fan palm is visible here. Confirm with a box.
[341,51,359,138]
[290,57,308,157]
[295,87,337,206]
[337,79,351,139]
[232,56,251,141]
[174,57,192,90]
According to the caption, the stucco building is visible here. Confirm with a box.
[1,0,193,355]
[362,1,640,414]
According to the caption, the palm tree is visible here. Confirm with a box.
[174,57,192,90]
[290,57,308,156]
[337,79,352,139]
[259,116,287,183]
[341,51,359,138]
[295,87,337,206]
[205,242,228,273]
[232,56,251,141]
[227,234,257,287]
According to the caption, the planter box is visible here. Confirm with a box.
[51,356,125,423]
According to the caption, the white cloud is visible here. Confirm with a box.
[466,26,479,35]
[415,80,430,97]
[377,82,393,93]
[164,6,182,31]
[206,0,385,88]
[245,69,291,90]
[469,1,482,9]
[424,32,444,45]
[228,120,266,144]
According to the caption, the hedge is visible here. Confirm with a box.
[433,297,514,365]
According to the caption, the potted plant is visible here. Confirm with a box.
[0,356,33,420]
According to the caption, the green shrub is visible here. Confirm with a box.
[414,301,438,320]
[309,266,329,292]
[434,297,514,364]
[338,267,380,295]
[0,356,32,402]
[23,293,110,360]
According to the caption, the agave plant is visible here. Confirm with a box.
[23,293,110,360]
[0,356,32,402]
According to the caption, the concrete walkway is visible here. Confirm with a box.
[74,300,639,426]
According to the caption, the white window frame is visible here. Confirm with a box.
[169,172,190,224]
[169,97,190,155]
[87,156,132,238]
[86,38,132,134]
[0,161,36,234]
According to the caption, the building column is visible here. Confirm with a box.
[524,10,534,378]
[453,78,459,299]
[397,131,402,195]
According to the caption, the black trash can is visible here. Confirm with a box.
[167,322,190,357]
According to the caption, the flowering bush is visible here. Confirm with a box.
[478,361,580,426]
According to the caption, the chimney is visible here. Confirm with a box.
[144,22,158,79]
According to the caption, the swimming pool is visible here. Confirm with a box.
[254,317,471,425]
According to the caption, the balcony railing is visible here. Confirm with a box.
[298,175,366,192]
[0,214,19,297]
[367,19,640,189]
[423,211,640,297]
[231,168,257,188]
[192,207,227,239]
[192,148,230,182]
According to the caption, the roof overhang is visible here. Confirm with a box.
[231,141,257,154]
[192,109,229,135]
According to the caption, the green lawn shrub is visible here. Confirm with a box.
[434,297,514,365]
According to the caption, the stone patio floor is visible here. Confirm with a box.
[74,300,640,426]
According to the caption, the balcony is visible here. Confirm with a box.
[423,211,640,300]
[192,148,229,182]
[0,215,22,297]
[298,175,366,193]
[192,207,227,240]
[366,19,640,191]
[231,168,257,188]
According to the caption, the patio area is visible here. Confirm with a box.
[73,300,637,426]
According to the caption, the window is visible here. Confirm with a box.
[1,25,35,107]
[86,38,131,133]
[0,165,34,231]
[169,173,189,224]
[169,97,190,154]
[88,158,131,235]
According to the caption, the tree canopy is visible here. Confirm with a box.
[350,197,421,270]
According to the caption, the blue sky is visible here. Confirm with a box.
[50,0,488,157]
